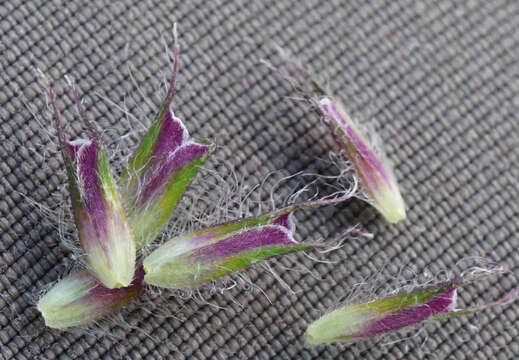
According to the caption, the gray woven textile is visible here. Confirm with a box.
[1,0,518,358]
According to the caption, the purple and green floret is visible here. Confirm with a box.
[319,98,406,223]
[306,266,517,344]
[143,208,311,288]
[120,108,212,249]
[268,50,406,223]
[46,79,137,289]
[37,268,144,329]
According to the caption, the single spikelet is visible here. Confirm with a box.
[44,74,137,289]
[306,260,517,344]
[319,98,406,223]
[264,47,407,224]
[37,268,144,329]
[118,32,213,248]
[143,207,311,289]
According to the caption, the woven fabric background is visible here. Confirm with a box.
[1,0,518,359]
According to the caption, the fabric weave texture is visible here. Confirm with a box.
[1,0,518,359]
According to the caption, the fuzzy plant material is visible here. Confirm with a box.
[46,77,137,289]
[36,29,209,328]
[36,29,355,329]
[37,268,144,329]
[143,208,310,288]
[306,261,518,344]
[264,48,406,224]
